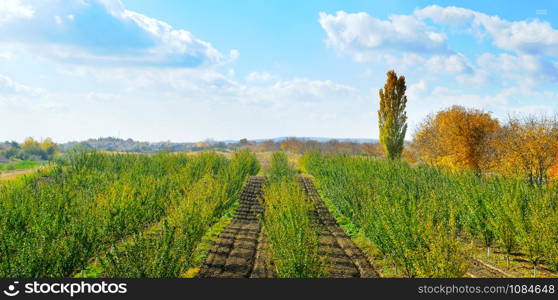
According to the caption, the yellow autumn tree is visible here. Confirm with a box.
[39,138,58,156]
[22,137,40,149]
[412,106,499,173]
[490,115,558,185]
[548,153,558,180]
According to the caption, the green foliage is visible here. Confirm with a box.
[0,150,260,277]
[0,138,58,161]
[267,152,295,183]
[262,178,325,278]
[98,150,260,277]
[0,160,42,171]
[262,152,325,277]
[300,152,558,277]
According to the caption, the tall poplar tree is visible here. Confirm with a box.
[378,70,407,160]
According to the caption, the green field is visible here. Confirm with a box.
[0,160,43,172]
[1,150,557,278]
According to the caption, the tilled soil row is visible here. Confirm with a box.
[298,177,380,278]
[197,176,272,278]
[199,176,379,278]
[466,258,510,278]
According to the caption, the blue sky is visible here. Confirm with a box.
[0,0,557,142]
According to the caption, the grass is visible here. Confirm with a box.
[261,152,325,278]
[0,160,43,172]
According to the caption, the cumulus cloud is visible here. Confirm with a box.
[477,53,558,82]
[245,72,275,83]
[318,11,450,62]
[407,80,428,98]
[0,0,234,68]
[457,69,489,85]
[415,5,558,56]
[425,54,472,74]
[0,0,34,24]
[319,6,558,87]
[317,9,478,80]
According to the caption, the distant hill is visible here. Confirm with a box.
[222,137,378,144]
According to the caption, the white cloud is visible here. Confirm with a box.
[457,69,489,85]
[245,72,274,83]
[59,65,359,105]
[0,74,43,96]
[407,80,428,98]
[425,54,472,74]
[415,5,558,56]
[318,11,450,62]
[477,53,558,82]
[0,0,34,24]
[430,88,509,108]
[414,5,474,27]
[118,8,225,66]
[407,83,558,130]
[0,0,233,68]
[511,105,554,115]
[319,6,558,87]
[86,92,119,102]
[265,78,358,102]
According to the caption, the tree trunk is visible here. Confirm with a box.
[533,264,537,278]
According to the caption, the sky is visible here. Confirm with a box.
[0,0,557,143]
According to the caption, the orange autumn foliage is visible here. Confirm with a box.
[412,106,499,173]
[548,153,558,179]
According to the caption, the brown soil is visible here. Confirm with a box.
[467,257,510,278]
[197,176,270,278]
[0,168,37,182]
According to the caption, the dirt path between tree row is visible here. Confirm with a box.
[0,168,38,182]
[198,176,380,278]
[299,177,380,278]
[198,176,271,278]
[466,257,511,278]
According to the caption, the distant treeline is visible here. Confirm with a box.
[1,137,388,162]
[60,137,386,156]
[60,137,199,153]
[0,138,58,162]
[238,137,391,157]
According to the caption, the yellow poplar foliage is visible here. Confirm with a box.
[412,106,499,173]
[378,70,408,160]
